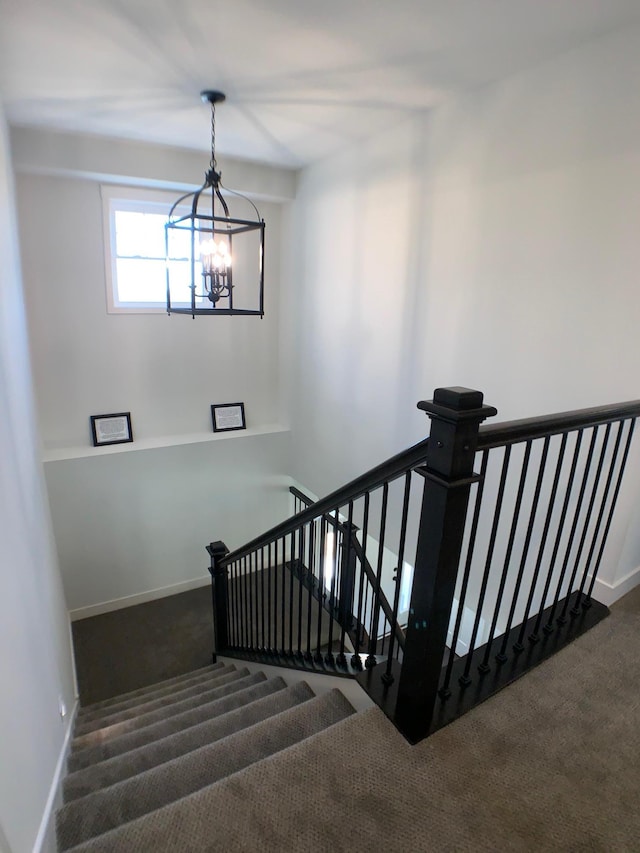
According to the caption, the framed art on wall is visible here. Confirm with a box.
[211,402,246,433]
[90,412,133,447]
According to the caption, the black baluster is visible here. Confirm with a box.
[532,430,583,639]
[480,441,532,672]
[497,437,550,660]
[517,433,567,648]
[366,483,389,668]
[260,547,266,650]
[305,520,314,660]
[577,422,624,602]
[280,536,286,656]
[586,419,636,601]
[325,510,340,665]
[314,518,327,664]
[351,493,370,669]
[547,427,599,630]
[267,541,274,653]
[297,525,304,657]
[562,424,612,618]
[461,445,511,685]
[235,559,241,648]
[383,472,412,684]
[441,451,488,696]
[288,530,295,656]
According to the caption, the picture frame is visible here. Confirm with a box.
[90,412,133,447]
[211,402,246,433]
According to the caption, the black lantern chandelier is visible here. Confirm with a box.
[166,91,265,318]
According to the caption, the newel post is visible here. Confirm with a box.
[395,387,496,742]
[207,540,230,663]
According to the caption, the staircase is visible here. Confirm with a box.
[56,662,355,851]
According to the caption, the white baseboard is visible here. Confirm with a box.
[590,565,640,606]
[33,700,78,853]
[69,575,211,621]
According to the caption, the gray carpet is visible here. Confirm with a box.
[59,586,640,852]
[72,586,215,705]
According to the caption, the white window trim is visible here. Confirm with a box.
[101,184,191,315]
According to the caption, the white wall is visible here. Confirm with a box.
[288,26,640,596]
[46,433,291,614]
[0,103,75,853]
[14,131,296,613]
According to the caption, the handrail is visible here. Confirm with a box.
[350,536,406,650]
[478,400,640,450]
[289,486,314,507]
[290,486,405,650]
[221,436,430,565]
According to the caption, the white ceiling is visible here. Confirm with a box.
[1,0,639,169]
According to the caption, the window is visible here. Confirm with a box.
[102,185,202,313]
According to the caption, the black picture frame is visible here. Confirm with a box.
[211,402,246,433]
[90,412,133,447]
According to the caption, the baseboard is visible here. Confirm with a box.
[32,699,78,853]
[69,575,211,621]
[591,565,640,606]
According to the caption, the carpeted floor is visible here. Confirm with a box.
[72,586,214,705]
[68,584,640,851]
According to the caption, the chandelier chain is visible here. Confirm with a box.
[210,102,217,170]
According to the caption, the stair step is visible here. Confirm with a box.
[73,665,238,737]
[67,672,268,772]
[63,679,306,801]
[76,663,224,723]
[70,669,250,756]
[57,688,355,851]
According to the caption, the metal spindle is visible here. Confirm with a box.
[515,434,568,648]
[480,441,532,671]
[587,419,636,600]
[267,541,273,652]
[547,427,599,629]
[352,493,370,667]
[305,520,314,659]
[561,424,612,619]
[260,547,265,650]
[384,472,412,683]
[231,560,239,647]
[442,451,488,693]
[366,483,389,667]
[314,517,327,663]
[280,537,286,654]
[576,422,624,602]
[242,555,248,648]
[338,501,355,665]
[325,510,340,664]
[248,554,253,648]
[288,530,295,655]
[532,430,584,638]
[297,526,305,655]
[497,437,550,660]
[461,445,511,684]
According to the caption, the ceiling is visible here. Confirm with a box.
[1,0,639,169]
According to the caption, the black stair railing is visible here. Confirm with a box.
[208,387,640,743]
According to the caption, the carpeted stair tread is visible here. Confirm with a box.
[67,672,269,773]
[57,688,355,851]
[63,679,308,801]
[73,665,239,737]
[76,664,225,723]
[70,668,252,756]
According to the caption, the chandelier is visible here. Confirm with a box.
[165,91,265,317]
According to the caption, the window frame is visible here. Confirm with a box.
[101,184,196,315]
